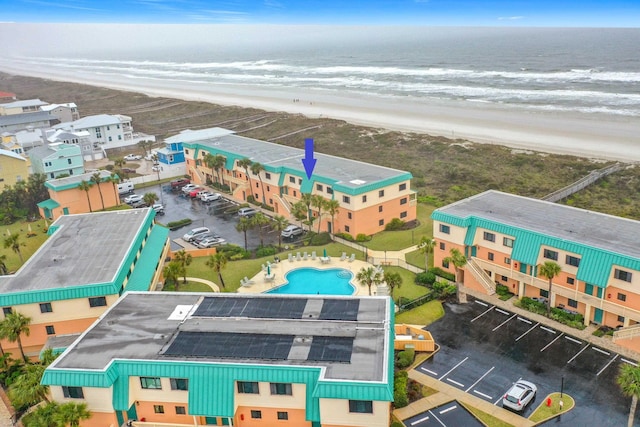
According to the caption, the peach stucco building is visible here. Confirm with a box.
[169,128,417,238]
[0,208,169,359]
[43,292,394,427]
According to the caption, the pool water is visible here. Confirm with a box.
[267,267,355,295]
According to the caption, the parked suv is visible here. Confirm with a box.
[237,207,258,218]
[183,227,210,242]
[281,225,304,238]
[502,380,537,411]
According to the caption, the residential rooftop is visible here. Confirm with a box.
[45,170,112,190]
[53,292,391,383]
[54,114,130,130]
[0,98,47,109]
[435,190,640,259]
[0,111,52,126]
[0,148,26,161]
[0,209,152,292]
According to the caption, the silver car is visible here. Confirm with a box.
[502,380,537,411]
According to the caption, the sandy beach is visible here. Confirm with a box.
[1,62,638,163]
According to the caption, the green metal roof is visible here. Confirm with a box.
[124,225,169,292]
[37,199,60,209]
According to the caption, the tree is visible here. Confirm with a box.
[89,172,105,211]
[236,216,253,251]
[237,158,254,200]
[272,215,289,248]
[113,157,125,169]
[25,401,59,427]
[383,271,403,302]
[53,402,92,427]
[300,193,313,225]
[252,212,270,247]
[137,139,153,157]
[250,162,267,205]
[311,194,325,234]
[324,199,340,234]
[173,250,192,285]
[77,180,93,213]
[0,254,8,275]
[618,364,640,427]
[106,173,120,206]
[539,261,562,317]
[291,201,308,232]
[418,237,436,271]
[143,192,159,207]
[443,248,467,284]
[205,153,226,188]
[9,363,48,407]
[162,261,182,291]
[0,311,32,362]
[356,266,383,296]
[206,252,228,289]
[4,234,25,264]
[203,152,217,185]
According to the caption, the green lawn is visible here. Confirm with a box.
[163,281,214,292]
[405,249,428,270]
[529,393,574,423]
[383,266,429,303]
[395,300,444,325]
[363,203,435,251]
[462,403,516,427]
[0,218,50,272]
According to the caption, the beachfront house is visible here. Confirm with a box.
[157,134,187,165]
[45,128,105,161]
[0,208,170,360]
[40,102,80,123]
[0,148,29,189]
[0,111,56,133]
[29,142,84,179]
[42,292,394,427]
[175,127,417,237]
[0,98,49,115]
[53,114,155,150]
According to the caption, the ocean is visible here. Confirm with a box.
[4,25,640,118]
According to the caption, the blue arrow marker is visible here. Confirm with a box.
[302,138,317,179]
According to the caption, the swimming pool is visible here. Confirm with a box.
[266,267,355,295]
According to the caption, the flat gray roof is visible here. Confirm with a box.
[179,127,410,191]
[0,209,152,292]
[54,292,390,382]
[437,190,640,259]
[46,170,112,190]
[0,111,52,126]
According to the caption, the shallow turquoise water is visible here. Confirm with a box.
[266,267,355,295]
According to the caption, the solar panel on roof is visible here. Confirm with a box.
[163,332,294,360]
[319,299,360,321]
[307,336,354,363]
[193,297,307,319]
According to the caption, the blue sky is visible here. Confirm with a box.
[1,0,639,26]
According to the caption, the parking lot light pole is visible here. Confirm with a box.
[561,376,564,398]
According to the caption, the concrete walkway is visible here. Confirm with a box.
[185,277,219,292]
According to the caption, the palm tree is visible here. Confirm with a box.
[237,158,254,200]
[539,261,562,317]
[252,212,270,247]
[137,139,153,157]
[26,401,60,427]
[250,162,267,205]
[383,271,403,302]
[206,153,226,188]
[418,237,436,271]
[443,248,467,284]
[163,260,182,291]
[4,234,24,264]
[203,152,217,185]
[90,172,105,211]
[291,201,308,232]
[356,266,383,296]
[53,402,92,427]
[113,157,125,169]
[236,216,253,250]
[106,173,120,206]
[143,192,159,207]
[324,199,340,234]
[0,311,32,362]
[173,250,192,285]
[0,254,8,275]
[206,252,228,289]
[272,215,289,248]
[618,364,640,427]
[9,363,48,407]
[311,194,325,234]
[77,180,93,213]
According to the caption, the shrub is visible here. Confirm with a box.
[335,232,354,241]
[394,370,409,408]
[310,232,332,246]
[384,218,405,231]
[391,423,404,427]
[166,218,192,230]
[355,233,370,242]
[256,246,277,258]
[395,348,415,369]
[217,244,251,260]
[432,281,457,300]
[415,271,436,286]
[429,267,455,281]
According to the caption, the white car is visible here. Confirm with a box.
[196,237,226,248]
[152,203,164,215]
[502,380,537,411]
[281,225,304,238]
[124,194,143,204]
[152,165,161,172]
[181,184,198,193]
[124,154,142,161]
[200,192,221,202]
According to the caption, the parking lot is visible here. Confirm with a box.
[410,297,636,426]
[403,401,484,427]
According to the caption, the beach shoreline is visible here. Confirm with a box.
[1,63,638,163]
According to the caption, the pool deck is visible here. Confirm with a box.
[237,256,374,296]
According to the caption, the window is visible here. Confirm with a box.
[62,386,84,399]
[2,307,12,316]
[108,136,112,142]
[349,400,373,414]
[439,224,450,234]
[483,232,495,242]
[40,303,52,313]
[379,219,384,226]
[316,184,323,191]
[442,260,449,268]
[400,211,407,218]
[345,225,350,232]
[89,296,107,307]
[326,187,333,194]
[342,196,350,203]
[170,378,189,391]
[543,249,558,261]
[378,206,383,213]
[46,325,55,335]
[488,252,494,261]
[615,269,632,282]
[298,178,302,184]
[289,176,295,183]
[566,255,581,267]
[503,237,514,248]
[439,242,445,250]
[347,212,352,219]
[251,410,262,419]
[118,135,122,140]
[140,377,162,389]
[568,299,578,308]
[501,275,508,281]
[400,197,407,205]
[154,405,165,414]
[67,158,72,164]
[237,381,259,394]
[362,195,367,203]
[567,277,575,285]
[618,315,625,323]
[399,183,407,191]
[277,412,289,420]
[618,293,627,302]
[270,383,292,395]
[265,172,271,179]
[175,406,186,415]
[505,257,511,265]
[540,289,549,298]
[378,190,384,197]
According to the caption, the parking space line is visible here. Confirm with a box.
[447,378,465,387]
[440,405,457,414]
[475,300,489,307]
[492,313,517,331]
[471,306,494,322]
[540,326,556,333]
[565,336,582,345]
[411,415,429,425]
[540,332,564,352]
[567,344,590,364]
[474,390,493,400]
[439,356,469,380]
[517,316,532,324]
[494,395,503,405]
[592,346,610,356]
[429,410,447,427]
[622,358,638,366]
[597,354,619,376]
[516,322,540,341]
[495,308,511,315]
[466,366,495,392]
[420,366,439,376]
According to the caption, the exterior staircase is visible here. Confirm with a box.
[466,258,497,295]
[613,324,640,342]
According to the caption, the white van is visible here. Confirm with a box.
[183,227,210,242]
[117,182,134,195]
